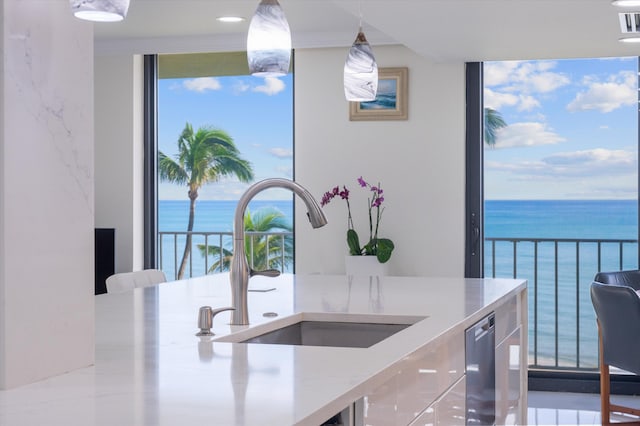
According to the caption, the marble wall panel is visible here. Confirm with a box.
[1,0,94,388]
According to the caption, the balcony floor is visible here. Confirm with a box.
[529,391,640,425]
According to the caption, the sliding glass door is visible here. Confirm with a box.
[467,58,640,385]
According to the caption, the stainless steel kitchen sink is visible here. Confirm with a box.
[214,313,426,348]
[240,320,411,348]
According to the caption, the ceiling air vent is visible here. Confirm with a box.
[619,12,640,33]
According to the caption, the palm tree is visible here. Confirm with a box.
[159,122,254,279]
[484,107,507,146]
[197,207,293,274]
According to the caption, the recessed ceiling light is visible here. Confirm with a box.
[216,16,245,23]
[619,36,640,42]
[612,0,640,6]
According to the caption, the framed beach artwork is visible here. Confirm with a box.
[349,67,408,121]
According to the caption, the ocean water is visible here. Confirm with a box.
[485,200,638,368]
[484,200,637,240]
[159,199,293,233]
[158,198,638,368]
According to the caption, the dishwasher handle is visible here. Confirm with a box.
[473,313,495,340]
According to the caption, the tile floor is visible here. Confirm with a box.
[528,391,640,425]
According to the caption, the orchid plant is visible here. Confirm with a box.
[321,176,395,263]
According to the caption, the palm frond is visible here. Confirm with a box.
[158,151,189,184]
[484,108,507,147]
[208,154,254,183]
[196,245,233,273]
[195,206,293,274]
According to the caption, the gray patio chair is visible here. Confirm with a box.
[594,270,640,290]
[591,270,640,424]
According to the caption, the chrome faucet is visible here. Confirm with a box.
[230,178,327,325]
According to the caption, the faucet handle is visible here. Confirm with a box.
[250,268,281,278]
[196,306,235,336]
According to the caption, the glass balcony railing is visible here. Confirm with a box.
[485,237,638,372]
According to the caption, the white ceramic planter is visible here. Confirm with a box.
[345,255,389,276]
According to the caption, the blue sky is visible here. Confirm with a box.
[157,58,638,201]
[484,57,638,200]
[158,74,293,200]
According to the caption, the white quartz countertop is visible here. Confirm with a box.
[0,273,525,425]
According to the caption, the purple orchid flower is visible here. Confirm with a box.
[320,176,391,261]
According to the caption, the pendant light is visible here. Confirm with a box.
[70,0,130,22]
[343,3,378,102]
[247,0,292,77]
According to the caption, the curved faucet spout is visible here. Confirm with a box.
[230,178,327,325]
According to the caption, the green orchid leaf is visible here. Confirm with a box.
[347,229,362,255]
[376,238,395,263]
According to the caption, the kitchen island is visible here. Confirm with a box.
[0,273,527,425]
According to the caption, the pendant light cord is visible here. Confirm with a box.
[359,0,363,30]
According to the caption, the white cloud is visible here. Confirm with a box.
[526,71,570,93]
[183,77,222,92]
[485,60,570,94]
[566,71,636,113]
[269,147,293,158]
[486,148,636,178]
[484,61,569,113]
[483,61,523,86]
[486,159,546,175]
[275,165,293,178]
[484,88,518,110]
[484,88,540,111]
[484,89,540,112]
[491,122,565,148]
[253,77,286,95]
[544,148,633,169]
[516,95,540,112]
[233,80,250,94]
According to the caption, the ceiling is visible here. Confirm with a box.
[94,0,640,62]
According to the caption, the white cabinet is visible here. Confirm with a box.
[494,289,527,425]
[409,376,466,426]
[361,330,464,425]
[495,326,521,425]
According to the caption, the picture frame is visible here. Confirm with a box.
[349,67,408,121]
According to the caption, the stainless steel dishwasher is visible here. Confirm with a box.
[465,312,496,425]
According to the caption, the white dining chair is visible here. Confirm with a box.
[105,269,167,293]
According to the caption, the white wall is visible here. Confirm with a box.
[1,0,94,388]
[294,46,466,277]
[94,54,144,274]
